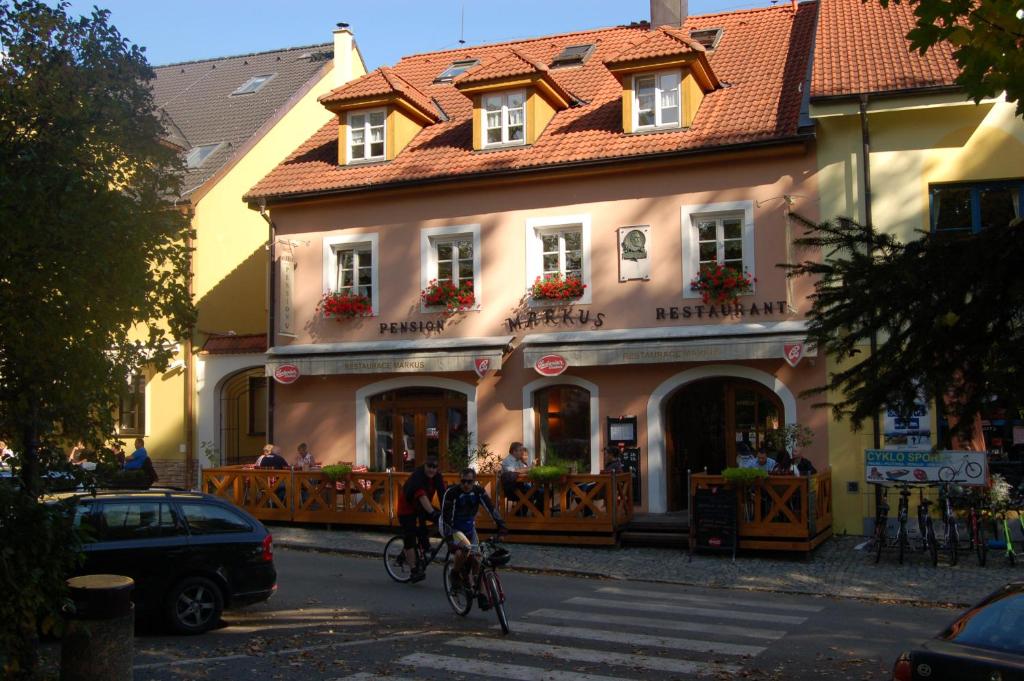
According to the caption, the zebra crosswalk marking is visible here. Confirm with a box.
[498,620,767,656]
[527,607,785,640]
[595,586,825,613]
[566,596,808,625]
[399,652,632,681]
[446,635,744,676]
[334,674,416,681]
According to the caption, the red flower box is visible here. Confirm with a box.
[420,279,475,315]
[690,263,755,305]
[531,274,586,301]
[319,290,372,320]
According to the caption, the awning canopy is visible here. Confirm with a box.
[521,321,814,368]
[265,335,513,376]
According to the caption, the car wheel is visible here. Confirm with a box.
[166,576,224,635]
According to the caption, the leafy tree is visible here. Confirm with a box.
[0,1,193,675]
[784,215,1024,441]
[879,0,1024,116]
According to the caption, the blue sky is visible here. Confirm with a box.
[65,0,768,67]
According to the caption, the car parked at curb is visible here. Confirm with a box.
[892,581,1024,680]
[68,489,276,634]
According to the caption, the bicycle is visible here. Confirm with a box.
[896,483,912,564]
[871,484,889,564]
[916,486,938,566]
[937,483,961,566]
[383,530,451,583]
[938,455,983,483]
[442,536,511,634]
[965,497,987,567]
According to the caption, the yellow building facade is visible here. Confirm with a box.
[127,29,365,486]
[811,0,1024,533]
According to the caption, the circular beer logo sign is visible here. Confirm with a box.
[273,364,300,384]
[534,354,568,377]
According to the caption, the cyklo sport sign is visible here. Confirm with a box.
[864,449,988,486]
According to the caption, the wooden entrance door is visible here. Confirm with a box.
[369,388,467,472]
[664,378,784,510]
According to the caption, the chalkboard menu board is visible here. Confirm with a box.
[691,485,737,559]
[621,447,641,506]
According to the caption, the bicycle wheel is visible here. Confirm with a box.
[947,521,959,566]
[484,571,509,635]
[442,557,472,616]
[874,524,885,564]
[383,536,412,583]
[938,467,955,482]
[974,517,987,567]
[925,520,938,566]
[965,461,982,479]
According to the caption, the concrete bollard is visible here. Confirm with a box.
[60,574,134,681]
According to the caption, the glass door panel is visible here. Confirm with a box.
[374,409,395,470]
[424,410,441,463]
[399,412,417,471]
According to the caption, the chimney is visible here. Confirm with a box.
[650,0,688,28]
[332,22,353,89]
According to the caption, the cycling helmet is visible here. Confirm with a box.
[486,547,511,567]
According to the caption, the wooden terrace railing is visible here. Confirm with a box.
[690,470,833,552]
[201,466,635,545]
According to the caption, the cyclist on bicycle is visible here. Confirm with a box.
[441,467,507,595]
[397,454,446,583]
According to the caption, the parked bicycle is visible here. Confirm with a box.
[383,531,450,583]
[872,484,889,564]
[895,483,913,564]
[937,483,961,566]
[916,486,938,566]
[964,495,988,567]
[443,536,511,634]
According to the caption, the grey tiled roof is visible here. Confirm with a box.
[151,43,333,196]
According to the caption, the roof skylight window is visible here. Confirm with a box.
[550,44,595,68]
[689,28,723,51]
[186,143,222,169]
[232,74,275,95]
[435,59,479,82]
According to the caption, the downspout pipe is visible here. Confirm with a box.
[859,95,882,453]
[259,199,275,445]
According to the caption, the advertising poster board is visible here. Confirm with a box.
[883,401,932,450]
[865,449,988,486]
[691,484,737,559]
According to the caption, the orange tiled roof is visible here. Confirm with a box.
[201,334,267,355]
[454,48,550,86]
[319,66,439,122]
[811,0,959,98]
[604,26,704,67]
[247,4,817,202]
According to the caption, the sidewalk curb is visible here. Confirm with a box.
[276,541,968,609]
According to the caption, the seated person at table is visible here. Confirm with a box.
[735,435,757,469]
[293,442,317,470]
[441,468,507,599]
[789,449,817,476]
[123,438,148,470]
[740,447,775,473]
[256,444,288,470]
[602,446,625,474]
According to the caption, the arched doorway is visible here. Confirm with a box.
[369,387,468,472]
[664,377,783,510]
[218,368,267,466]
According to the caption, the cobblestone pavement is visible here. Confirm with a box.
[270,525,1021,608]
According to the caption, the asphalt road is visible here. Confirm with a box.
[117,547,957,680]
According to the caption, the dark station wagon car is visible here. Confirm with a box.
[893,582,1024,680]
[69,490,277,634]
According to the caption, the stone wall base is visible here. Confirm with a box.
[151,459,194,490]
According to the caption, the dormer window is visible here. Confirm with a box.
[435,59,479,82]
[634,71,681,130]
[483,90,526,147]
[347,109,386,162]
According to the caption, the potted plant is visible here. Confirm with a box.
[722,467,768,521]
[527,463,569,485]
[420,279,475,315]
[321,463,353,493]
[319,290,372,320]
[689,262,755,305]
[764,424,815,470]
[530,273,585,302]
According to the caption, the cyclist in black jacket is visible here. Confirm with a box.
[441,468,506,591]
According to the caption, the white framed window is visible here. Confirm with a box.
[420,224,482,311]
[483,90,526,147]
[323,233,379,314]
[347,108,386,163]
[633,70,681,130]
[680,201,755,299]
[525,214,592,305]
